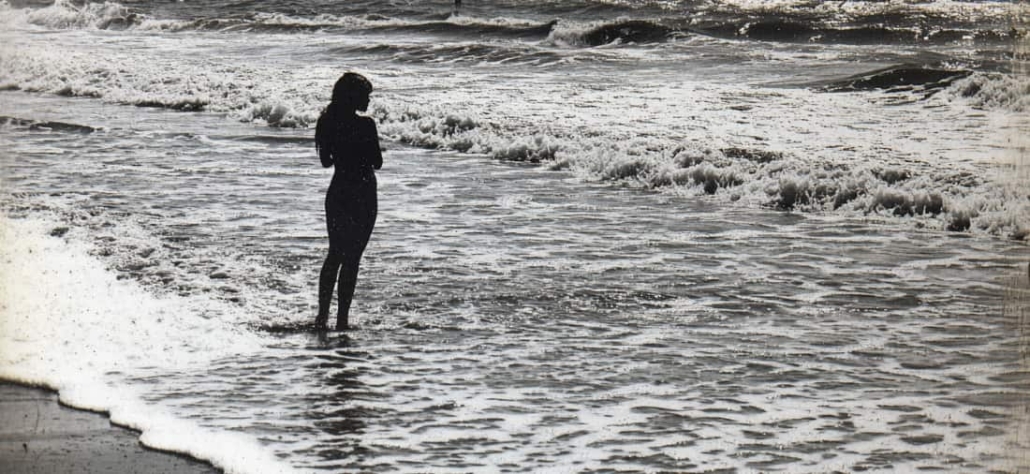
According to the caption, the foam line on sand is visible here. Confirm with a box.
[0,382,221,474]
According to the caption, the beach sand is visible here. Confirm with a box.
[0,382,219,474]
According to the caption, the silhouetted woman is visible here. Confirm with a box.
[315,72,382,330]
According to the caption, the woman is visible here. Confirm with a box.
[314,72,382,330]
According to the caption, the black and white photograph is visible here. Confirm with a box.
[1,0,1028,472]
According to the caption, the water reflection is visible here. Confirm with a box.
[302,334,377,463]
[1003,265,1030,473]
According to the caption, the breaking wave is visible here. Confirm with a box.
[0,0,142,30]
[823,66,973,92]
[693,19,1019,46]
[942,72,1030,113]
[0,115,99,133]
[2,37,1027,241]
[2,0,1028,242]
[364,101,1029,242]
[2,0,1020,49]
[548,19,676,46]
[139,13,559,40]
[0,0,558,39]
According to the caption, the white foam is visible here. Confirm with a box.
[0,213,302,474]
[942,73,1030,113]
[1,0,1027,242]
[0,0,133,30]
[714,0,1020,20]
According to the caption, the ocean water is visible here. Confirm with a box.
[2,0,1030,472]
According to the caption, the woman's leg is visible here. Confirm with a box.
[334,251,362,330]
[316,247,344,329]
[328,181,377,330]
[335,216,375,330]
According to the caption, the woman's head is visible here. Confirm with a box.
[330,72,373,112]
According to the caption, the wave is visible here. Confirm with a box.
[548,19,676,47]
[363,100,1028,241]
[0,0,142,30]
[544,1,1021,48]
[818,67,1030,113]
[808,66,1030,113]
[139,13,560,40]
[593,145,1027,241]
[2,4,1027,241]
[690,19,1019,46]
[706,0,1019,25]
[0,115,98,133]
[3,0,1019,51]
[229,134,313,145]
[941,72,1030,113]
[205,12,1017,49]
[820,65,974,96]
[5,117,1028,245]
[0,215,299,474]
[3,44,1026,240]
[365,15,558,39]
[326,42,572,66]
[688,0,1024,46]
[1,1,560,39]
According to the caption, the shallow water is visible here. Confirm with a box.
[2,91,1029,472]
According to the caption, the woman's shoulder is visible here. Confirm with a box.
[332,116,375,133]
[359,116,377,129]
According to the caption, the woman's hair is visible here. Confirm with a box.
[316,72,373,165]
[331,73,373,110]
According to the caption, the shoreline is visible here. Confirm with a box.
[0,381,221,474]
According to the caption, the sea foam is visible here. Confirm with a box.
[0,213,301,474]
[944,73,1030,113]
[2,1,1027,241]
[0,0,138,30]
[2,29,1026,239]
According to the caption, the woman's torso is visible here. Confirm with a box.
[326,116,380,182]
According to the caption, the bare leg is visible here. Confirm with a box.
[323,183,376,331]
[335,254,362,330]
[316,249,343,330]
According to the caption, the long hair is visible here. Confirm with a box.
[315,73,373,164]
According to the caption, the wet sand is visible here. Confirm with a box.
[0,382,219,474]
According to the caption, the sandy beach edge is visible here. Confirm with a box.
[0,381,221,474]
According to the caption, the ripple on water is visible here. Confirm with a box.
[2,114,1027,472]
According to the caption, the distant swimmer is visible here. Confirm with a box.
[314,72,382,331]
[453,0,462,16]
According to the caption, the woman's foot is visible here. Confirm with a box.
[314,313,329,331]
[336,315,349,331]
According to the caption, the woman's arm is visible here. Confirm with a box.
[319,147,334,168]
[315,115,334,168]
[366,119,383,170]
